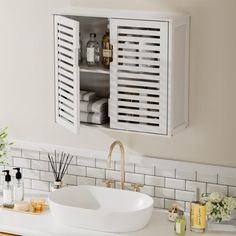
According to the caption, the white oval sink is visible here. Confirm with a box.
[48,185,153,232]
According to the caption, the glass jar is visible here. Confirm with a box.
[86,33,100,66]
[50,181,65,192]
[174,210,186,235]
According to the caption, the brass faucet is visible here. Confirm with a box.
[107,141,125,190]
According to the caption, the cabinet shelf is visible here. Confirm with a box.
[80,65,110,75]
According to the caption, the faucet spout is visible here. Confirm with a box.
[107,141,125,190]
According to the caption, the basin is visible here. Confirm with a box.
[48,185,153,232]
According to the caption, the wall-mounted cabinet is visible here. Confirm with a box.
[53,8,190,136]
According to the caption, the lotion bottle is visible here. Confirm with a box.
[13,167,24,201]
[190,188,206,232]
[2,170,14,208]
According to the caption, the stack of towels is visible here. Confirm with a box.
[80,90,108,125]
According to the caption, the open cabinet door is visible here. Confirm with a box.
[54,15,80,134]
[109,19,168,135]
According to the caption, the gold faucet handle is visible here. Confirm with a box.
[103,179,114,188]
[131,183,144,192]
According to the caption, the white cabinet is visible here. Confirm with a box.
[53,8,190,136]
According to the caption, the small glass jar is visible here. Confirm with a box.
[50,181,65,192]
[86,33,100,66]
[174,210,186,235]
[30,199,46,213]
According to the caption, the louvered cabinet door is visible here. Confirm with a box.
[110,19,168,135]
[54,16,80,133]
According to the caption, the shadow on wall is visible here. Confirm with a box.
[70,0,184,12]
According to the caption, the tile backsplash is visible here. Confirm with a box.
[3,145,236,212]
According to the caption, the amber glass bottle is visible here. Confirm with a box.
[102,27,113,69]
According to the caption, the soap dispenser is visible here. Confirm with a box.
[2,170,14,208]
[13,167,24,201]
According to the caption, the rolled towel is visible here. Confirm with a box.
[80,98,108,113]
[80,90,97,102]
[80,112,108,125]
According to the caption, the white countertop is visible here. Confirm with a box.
[0,191,233,236]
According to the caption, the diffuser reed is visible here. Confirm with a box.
[48,151,73,186]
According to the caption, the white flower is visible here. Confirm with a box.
[210,192,225,203]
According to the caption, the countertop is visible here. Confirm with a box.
[0,191,233,236]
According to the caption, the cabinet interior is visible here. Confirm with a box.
[69,16,110,128]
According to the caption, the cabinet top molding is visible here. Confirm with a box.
[53,7,190,22]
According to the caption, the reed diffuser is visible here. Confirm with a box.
[48,151,73,191]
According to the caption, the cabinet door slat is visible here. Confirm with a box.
[118,108,159,117]
[117,79,159,88]
[118,65,160,74]
[117,72,159,81]
[54,15,80,134]
[117,43,160,52]
[117,86,159,95]
[117,93,160,103]
[117,115,159,124]
[117,101,160,110]
[117,50,158,59]
[118,36,160,44]
[117,57,160,66]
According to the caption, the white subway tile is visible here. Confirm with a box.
[197,172,217,184]
[229,187,236,197]
[207,184,227,195]
[13,157,31,168]
[67,156,77,165]
[145,176,164,187]
[31,160,49,171]
[23,169,40,180]
[135,164,154,175]
[87,167,105,179]
[115,162,135,173]
[153,198,164,208]
[40,171,55,182]
[165,199,185,211]
[67,165,86,176]
[96,159,114,169]
[186,181,206,196]
[95,179,104,187]
[6,158,13,166]
[32,180,49,191]
[165,178,185,190]
[39,152,50,161]
[176,190,194,201]
[77,176,95,186]
[155,167,175,178]
[22,149,39,160]
[77,157,95,167]
[218,176,236,187]
[155,187,175,199]
[10,148,21,157]
[125,173,144,184]
[24,179,32,189]
[140,185,155,197]
[106,170,121,181]
[62,174,77,185]
[176,170,196,181]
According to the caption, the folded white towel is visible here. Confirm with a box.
[80,112,108,125]
[80,91,97,102]
[80,98,108,113]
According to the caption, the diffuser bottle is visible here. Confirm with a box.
[13,167,24,201]
[2,170,14,208]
